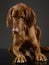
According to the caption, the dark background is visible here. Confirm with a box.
[0,0,49,49]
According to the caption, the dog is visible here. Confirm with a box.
[6,3,47,63]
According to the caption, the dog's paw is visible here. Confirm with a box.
[14,55,27,63]
[35,53,47,61]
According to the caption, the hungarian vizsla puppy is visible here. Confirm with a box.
[6,3,47,63]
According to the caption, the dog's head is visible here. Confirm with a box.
[6,3,36,32]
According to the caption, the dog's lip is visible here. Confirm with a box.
[12,28,23,36]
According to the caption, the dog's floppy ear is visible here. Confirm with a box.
[6,7,13,28]
[25,8,36,27]
[30,9,36,25]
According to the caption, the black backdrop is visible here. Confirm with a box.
[0,0,49,49]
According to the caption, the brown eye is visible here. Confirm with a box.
[20,16,24,18]
[24,10,26,17]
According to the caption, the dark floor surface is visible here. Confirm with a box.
[0,49,49,65]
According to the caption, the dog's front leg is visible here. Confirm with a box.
[12,34,27,63]
[29,26,47,61]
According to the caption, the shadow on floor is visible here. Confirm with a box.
[0,49,49,65]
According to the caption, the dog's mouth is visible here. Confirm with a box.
[12,27,26,42]
[12,27,24,36]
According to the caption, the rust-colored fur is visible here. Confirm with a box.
[6,3,47,63]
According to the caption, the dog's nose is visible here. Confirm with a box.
[15,28,19,32]
[12,27,19,34]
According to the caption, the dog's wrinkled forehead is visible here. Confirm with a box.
[12,4,27,19]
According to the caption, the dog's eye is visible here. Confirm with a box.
[21,16,24,18]
[24,10,26,17]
